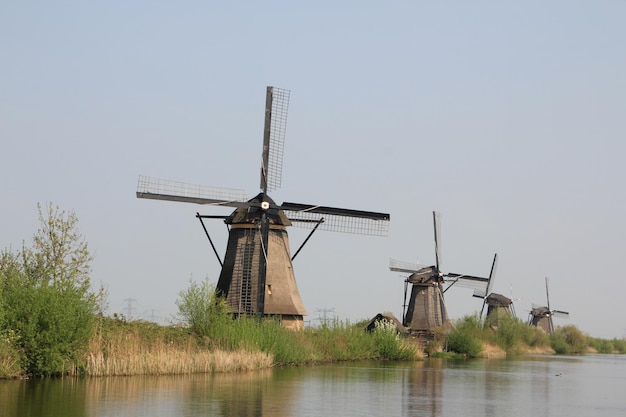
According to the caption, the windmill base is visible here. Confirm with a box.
[280,314,304,331]
[405,330,436,350]
[230,313,304,331]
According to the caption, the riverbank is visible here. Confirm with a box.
[4,313,625,379]
[428,314,626,359]
[79,316,422,378]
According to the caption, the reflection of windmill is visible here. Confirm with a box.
[528,277,569,334]
[471,254,517,324]
[389,211,491,332]
[137,86,390,330]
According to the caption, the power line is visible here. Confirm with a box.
[315,307,335,326]
[123,298,137,320]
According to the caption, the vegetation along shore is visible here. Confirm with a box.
[1,203,623,379]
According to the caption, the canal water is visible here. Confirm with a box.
[1,354,625,417]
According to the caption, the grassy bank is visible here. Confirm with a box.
[74,316,421,378]
[6,311,626,378]
[438,314,626,358]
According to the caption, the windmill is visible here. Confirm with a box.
[471,254,517,325]
[528,277,569,334]
[136,86,390,330]
[389,211,491,333]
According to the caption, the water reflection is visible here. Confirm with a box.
[88,370,282,417]
[2,356,625,417]
[0,378,89,417]
[402,359,443,417]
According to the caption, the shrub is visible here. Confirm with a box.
[446,315,484,358]
[612,339,626,354]
[550,333,570,354]
[487,315,550,354]
[447,330,483,357]
[552,325,587,354]
[371,319,415,360]
[175,276,230,338]
[598,340,614,354]
[0,204,99,377]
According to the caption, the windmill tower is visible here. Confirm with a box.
[389,211,491,333]
[471,254,517,326]
[483,293,515,321]
[528,277,569,334]
[137,86,390,330]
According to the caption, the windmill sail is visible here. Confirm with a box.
[136,176,248,207]
[445,272,490,293]
[283,203,390,236]
[389,259,427,274]
[261,87,290,194]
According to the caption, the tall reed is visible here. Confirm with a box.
[85,318,272,376]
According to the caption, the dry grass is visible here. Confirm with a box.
[0,347,23,378]
[480,343,507,359]
[85,325,273,377]
[522,344,555,355]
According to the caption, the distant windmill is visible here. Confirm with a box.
[137,86,390,330]
[471,254,517,325]
[389,211,491,333]
[528,277,569,334]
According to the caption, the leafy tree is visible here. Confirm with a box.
[175,276,229,338]
[23,202,93,288]
[0,203,99,376]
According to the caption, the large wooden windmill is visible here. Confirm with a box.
[137,86,390,330]
[389,211,492,333]
[528,277,569,334]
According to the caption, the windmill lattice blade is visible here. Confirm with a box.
[281,202,390,220]
[389,258,425,274]
[261,86,290,193]
[473,289,487,298]
[445,273,490,292]
[552,310,570,319]
[545,277,551,311]
[136,175,249,208]
[433,211,442,271]
[285,209,389,236]
[487,253,498,294]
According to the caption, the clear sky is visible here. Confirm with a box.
[2,2,625,338]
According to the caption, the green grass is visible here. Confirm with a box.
[444,314,626,358]
[587,336,626,354]
[72,314,421,378]
[205,316,419,365]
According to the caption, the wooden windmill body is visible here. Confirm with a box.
[403,266,449,330]
[484,293,515,319]
[390,212,492,333]
[137,87,390,330]
[481,292,516,328]
[528,277,569,334]
[216,194,306,328]
[469,254,518,327]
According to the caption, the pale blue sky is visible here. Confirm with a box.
[2,2,625,338]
